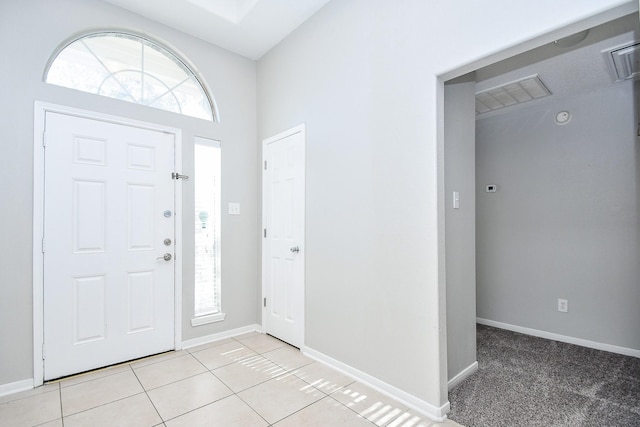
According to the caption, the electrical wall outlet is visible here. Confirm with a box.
[557,298,568,313]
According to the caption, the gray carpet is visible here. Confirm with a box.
[448,324,640,426]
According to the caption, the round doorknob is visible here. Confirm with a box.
[157,253,172,261]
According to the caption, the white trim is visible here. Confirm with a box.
[33,101,184,384]
[173,130,184,351]
[477,318,640,358]
[302,346,450,423]
[182,324,262,349]
[33,104,46,387]
[0,379,34,398]
[261,124,306,348]
[448,361,478,390]
[191,312,226,327]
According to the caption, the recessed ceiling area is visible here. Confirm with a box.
[100,0,332,60]
[474,13,640,118]
[185,0,260,24]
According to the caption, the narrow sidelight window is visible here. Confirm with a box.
[194,137,222,320]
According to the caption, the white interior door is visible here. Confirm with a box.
[43,112,175,380]
[262,125,305,348]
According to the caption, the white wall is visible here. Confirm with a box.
[476,80,640,352]
[257,0,636,417]
[444,78,477,383]
[0,0,258,387]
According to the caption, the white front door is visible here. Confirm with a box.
[262,125,305,348]
[43,112,175,380]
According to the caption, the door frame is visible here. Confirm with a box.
[261,124,306,348]
[32,101,183,387]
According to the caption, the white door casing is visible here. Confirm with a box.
[38,108,179,380]
[262,125,305,348]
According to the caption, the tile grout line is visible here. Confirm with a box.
[204,337,317,426]
[0,384,59,406]
[226,339,376,427]
[157,395,236,424]
[129,362,165,424]
[137,369,212,393]
[135,345,295,423]
[53,361,136,390]
[231,346,316,427]
[189,346,280,394]
[128,351,190,370]
[58,381,65,427]
[326,394,381,426]
[57,390,151,419]
[233,390,274,426]
[58,364,148,420]
[149,346,268,424]
[185,340,242,356]
[242,340,377,424]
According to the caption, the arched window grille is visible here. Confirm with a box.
[46,32,216,121]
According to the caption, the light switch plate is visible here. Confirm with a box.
[228,202,240,215]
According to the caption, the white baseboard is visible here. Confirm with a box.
[302,346,450,422]
[0,379,34,398]
[182,324,262,349]
[477,318,640,358]
[448,361,478,390]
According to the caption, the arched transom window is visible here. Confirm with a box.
[46,32,216,121]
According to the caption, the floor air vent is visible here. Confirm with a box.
[603,42,640,82]
[475,75,551,115]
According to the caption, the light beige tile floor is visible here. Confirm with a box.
[0,333,463,427]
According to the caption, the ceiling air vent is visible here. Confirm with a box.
[603,42,640,82]
[475,74,551,115]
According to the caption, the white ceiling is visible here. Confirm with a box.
[475,13,639,118]
[100,0,332,60]
[100,1,638,103]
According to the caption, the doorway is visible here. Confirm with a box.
[261,125,306,349]
[442,9,639,391]
[33,103,184,384]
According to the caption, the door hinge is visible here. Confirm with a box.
[263,297,266,308]
[42,237,45,253]
[42,344,46,360]
[264,160,267,170]
[171,172,189,180]
[42,131,47,147]
[263,229,267,238]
